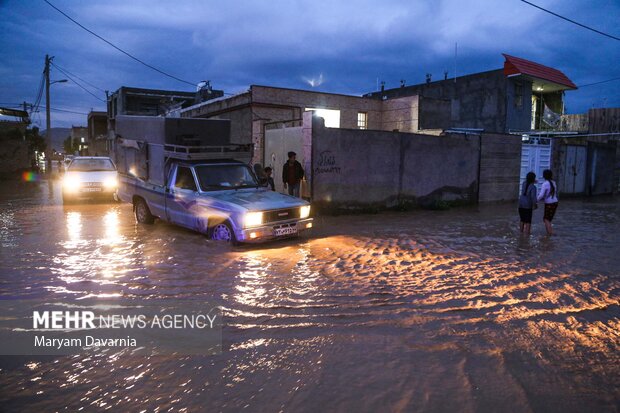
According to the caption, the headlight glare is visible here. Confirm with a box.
[244,211,263,227]
[62,175,80,192]
[103,177,118,189]
[299,205,311,219]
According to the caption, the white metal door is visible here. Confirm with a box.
[520,137,551,194]
[264,126,307,196]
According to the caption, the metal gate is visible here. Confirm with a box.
[559,145,587,194]
[264,124,309,196]
[520,137,551,194]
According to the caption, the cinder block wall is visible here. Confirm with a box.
[311,124,487,209]
[478,133,522,202]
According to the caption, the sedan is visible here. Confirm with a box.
[62,156,118,203]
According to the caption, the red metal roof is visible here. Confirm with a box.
[503,54,577,89]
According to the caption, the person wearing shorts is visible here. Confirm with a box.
[537,169,559,235]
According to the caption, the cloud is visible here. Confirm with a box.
[1,0,619,128]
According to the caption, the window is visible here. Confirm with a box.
[68,158,115,172]
[514,83,523,109]
[305,108,340,128]
[194,164,259,191]
[174,167,197,191]
[357,112,368,129]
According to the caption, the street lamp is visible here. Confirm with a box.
[44,54,68,175]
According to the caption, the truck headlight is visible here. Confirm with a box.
[103,177,118,189]
[62,175,80,192]
[299,205,311,219]
[244,211,263,227]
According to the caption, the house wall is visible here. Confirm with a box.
[310,119,499,210]
[367,70,533,133]
[380,95,419,132]
[181,86,419,164]
[478,133,522,202]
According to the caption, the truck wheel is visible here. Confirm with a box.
[134,198,155,224]
[210,222,237,244]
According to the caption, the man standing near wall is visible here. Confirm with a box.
[282,151,304,197]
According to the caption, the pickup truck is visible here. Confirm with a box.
[116,143,313,244]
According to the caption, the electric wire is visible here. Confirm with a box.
[43,0,197,86]
[520,0,620,41]
[51,62,106,102]
[52,63,106,93]
[579,77,620,88]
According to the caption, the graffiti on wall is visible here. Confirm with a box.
[314,150,341,175]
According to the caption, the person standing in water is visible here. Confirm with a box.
[519,172,537,234]
[538,169,559,235]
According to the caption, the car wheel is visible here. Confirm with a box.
[134,198,155,224]
[210,222,238,244]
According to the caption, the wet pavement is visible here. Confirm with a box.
[0,178,619,412]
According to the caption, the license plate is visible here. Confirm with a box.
[81,187,102,192]
[274,226,297,237]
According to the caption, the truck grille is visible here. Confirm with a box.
[263,208,300,223]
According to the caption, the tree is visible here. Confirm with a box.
[25,127,46,154]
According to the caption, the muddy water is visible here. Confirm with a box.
[0,179,618,412]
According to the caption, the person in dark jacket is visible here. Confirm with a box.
[518,171,537,234]
[264,167,275,191]
[282,151,304,197]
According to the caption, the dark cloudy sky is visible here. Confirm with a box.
[1,0,618,129]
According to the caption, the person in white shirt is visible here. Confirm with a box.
[537,169,559,235]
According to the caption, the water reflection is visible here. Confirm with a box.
[0,181,618,412]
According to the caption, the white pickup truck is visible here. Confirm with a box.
[116,141,312,244]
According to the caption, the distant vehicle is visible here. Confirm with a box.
[62,156,118,203]
[114,116,313,244]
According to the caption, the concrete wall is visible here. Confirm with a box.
[181,85,420,163]
[478,133,522,202]
[367,69,533,133]
[310,120,495,209]
[380,95,419,132]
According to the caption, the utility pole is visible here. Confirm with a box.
[45,54,52,175]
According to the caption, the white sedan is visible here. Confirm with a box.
[62,156,118,203]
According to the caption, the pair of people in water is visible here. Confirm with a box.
[518,169,559,235]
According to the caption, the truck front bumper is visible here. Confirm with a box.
[237,218,314,242]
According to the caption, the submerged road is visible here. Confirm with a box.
[0,179,619,412]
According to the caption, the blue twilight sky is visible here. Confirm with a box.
[1,0,619,128]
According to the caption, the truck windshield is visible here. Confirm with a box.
[68,158,116,172]
[194,164,259,191]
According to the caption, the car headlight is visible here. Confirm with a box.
[62,175,81,192]
[299,205,311,219]
[244,211,263,227]
[103,177,118,189]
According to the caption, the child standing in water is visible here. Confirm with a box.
[519,172,537,234]
[538,169,559,235]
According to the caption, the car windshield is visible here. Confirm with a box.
[68,158,116,172]
[194,164,259,191]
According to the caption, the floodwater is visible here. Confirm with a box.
[0,178,618,412]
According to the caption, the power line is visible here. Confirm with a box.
[51,62,106,102]
[520,0,620,42]
[35,106,90,115]
[579,77,620,88]
[43,0,197,87]
[52,63,106,93]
